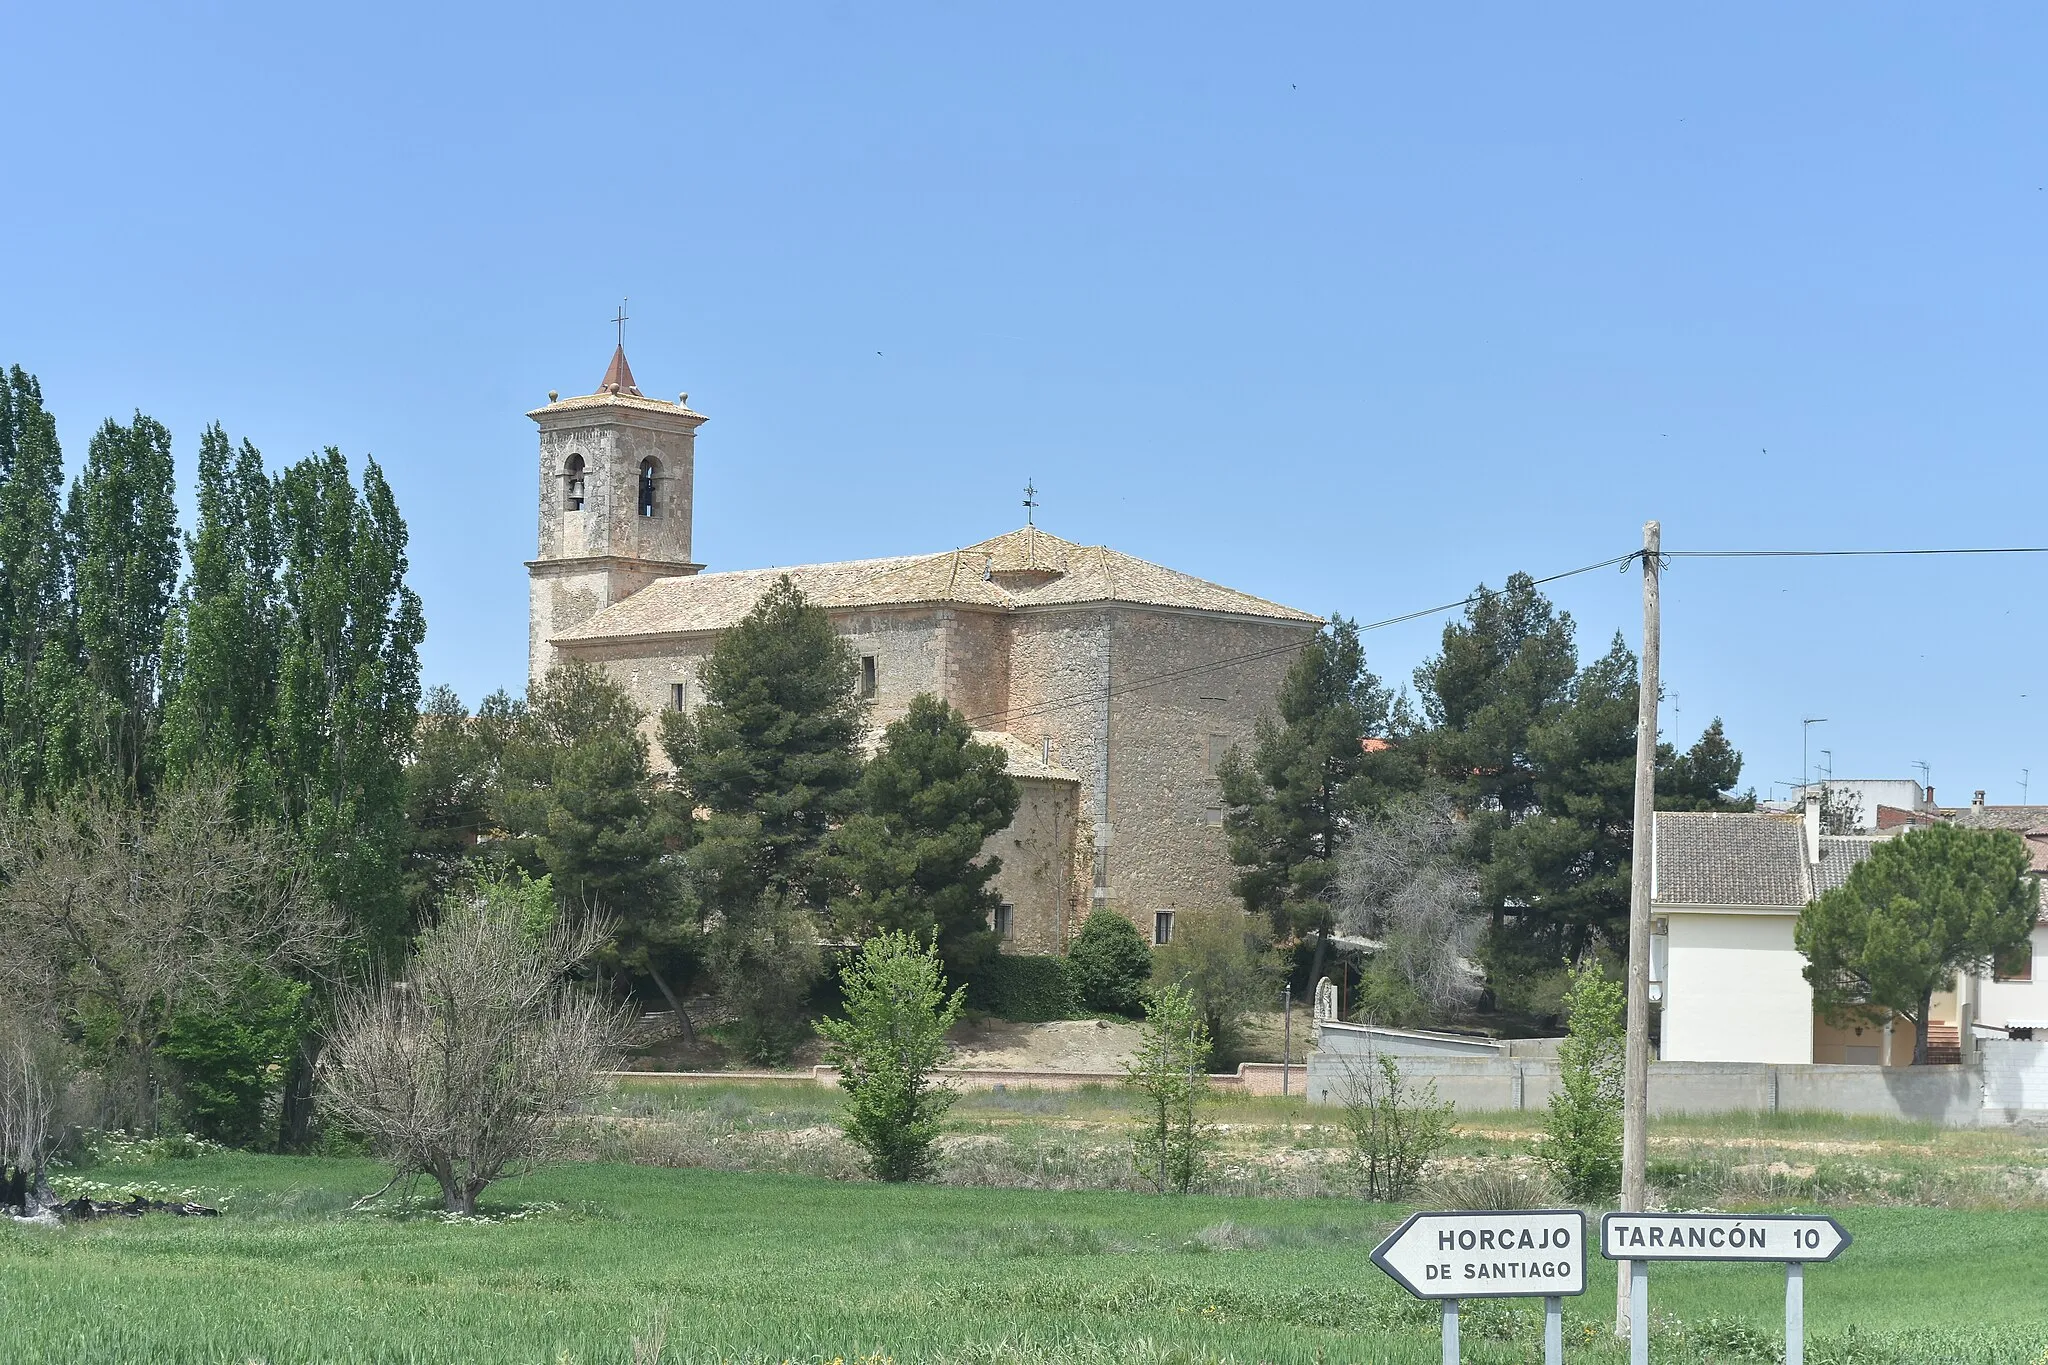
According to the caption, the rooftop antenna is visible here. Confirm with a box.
[1912,760,1931,802]
[2023,769,2031,804]
[1821,748,1833,781]
[1802,717,1828,797]
[1022,478,1039,527]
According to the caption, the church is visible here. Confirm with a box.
[526,344,1323,954]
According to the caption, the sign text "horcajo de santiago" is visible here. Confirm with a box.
[1371,1210,1587,1300]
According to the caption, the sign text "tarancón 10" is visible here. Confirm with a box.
[1601,1213,1851,1263]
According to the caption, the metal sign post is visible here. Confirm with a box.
[1371,1210,1586,1364]
[1600,1213,1849,1365]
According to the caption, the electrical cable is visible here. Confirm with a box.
[961,550,1637,731]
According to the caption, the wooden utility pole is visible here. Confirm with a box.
[1616,520,1661,1340]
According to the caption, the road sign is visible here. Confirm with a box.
[1371,1209,1587,1300]
[1600,1213,1850,1263]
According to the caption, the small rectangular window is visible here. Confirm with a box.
[1203,807,1225,826]
[1206,734,1230,776]
[669,682,688,713]
[993,903,1014,940]
[1153,910,1175,946]
[1995,941,2034,982]
[859,655,878,699]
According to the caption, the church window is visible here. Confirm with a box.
[1203,807,1225,826]
[562,454,586,511]
[992,903,1014,940]
[638,457,658,517]
[669,682,688,713]
[1206,733,1230,776]
[859,655,878,699]
[1153,910,1175,946]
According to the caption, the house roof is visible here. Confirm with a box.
[1812,835,1882,895]
[1652,812,1809,907]
[973,729,1082,783]
[553,525,1323,644]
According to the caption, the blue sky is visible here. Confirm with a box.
[4,4,2043,804]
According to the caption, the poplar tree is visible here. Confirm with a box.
[268,449,424,1147]
[270,448,425,959]
[160,424,282,799]
[68,413,181,795]
[826,693,1018,980]
[0,368,78,802]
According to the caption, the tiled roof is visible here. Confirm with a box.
[1812,835,1882,895]
[553,526,1322,643]
[1937,805,2048,834]
[1652,812,1809,907]
[973,730,1082,783]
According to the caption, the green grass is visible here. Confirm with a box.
[5,1154,2047,1364]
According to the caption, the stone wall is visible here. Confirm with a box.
[1104,608,1314,926]
[555,598,1311,957]
[984,775,1082,955]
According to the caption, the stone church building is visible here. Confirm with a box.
[527,346,1321,953]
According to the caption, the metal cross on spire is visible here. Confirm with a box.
[1023,479,1039,526]
[613,298,629,347]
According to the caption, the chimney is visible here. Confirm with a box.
[1924,784,1935,809]
[1973,790,1987,808]
[1803,791,1823,865]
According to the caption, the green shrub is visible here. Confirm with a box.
[161,967,309,1148]
[1065,910,1153,1016]
[1538,963,1624,1201]
[1336,1050,1454,1201]
[968,954,1077,1022]
[1124,983,1214,1194]
[1149,908,1282,1067]
[817,932,965,1183]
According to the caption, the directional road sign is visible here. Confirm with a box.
[1601,1213,1850,1263]
[1371,1209,1586,1300]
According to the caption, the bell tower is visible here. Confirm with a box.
[526,343,705,681]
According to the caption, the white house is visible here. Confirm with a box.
[1651,796,2048,1065]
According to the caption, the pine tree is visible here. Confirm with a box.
[826,693,1018,981]
[401,685,516,916]
[0,368,77,803]
[1655,717,1754,812]
[1797,822,2038,1065]
[160,424,282,800]
[1217,616,1411,984]
[1413,572,1579,923]
[1491,633,1640,953]
[662,576,867,1060]
[495,663,680,1008]
[68,413,181,795]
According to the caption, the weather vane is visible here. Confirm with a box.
[613,298,629,347]
[1023,479,1039,527]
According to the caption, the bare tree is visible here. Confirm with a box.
[0,779,336,1127]
[320,875,628,1214]
[0,1010,69,1214]
[1336,792,1481,1023]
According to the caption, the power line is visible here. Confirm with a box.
[1664,546,2048,559]
[962,551,1636,731]
[964,541,2048,734]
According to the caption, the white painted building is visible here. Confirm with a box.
[1651,798,2048,1065]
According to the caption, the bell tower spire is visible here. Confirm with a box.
[526,321,705,682]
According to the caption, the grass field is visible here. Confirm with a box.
[5,1089,2047,1364]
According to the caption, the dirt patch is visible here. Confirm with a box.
[947,1018,1143,1073]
